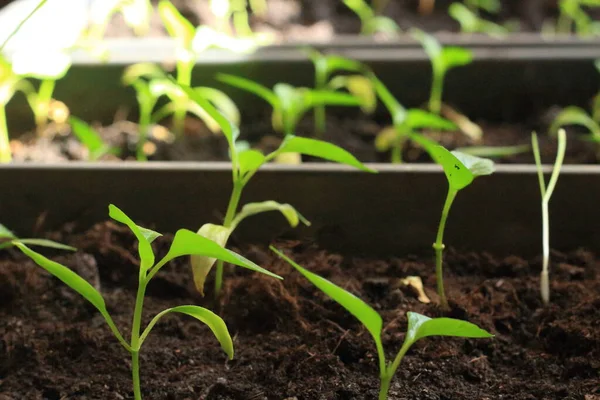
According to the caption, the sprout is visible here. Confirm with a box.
[341,0,399,35]
[532,130,567,305]
[68,116,120,161]
[307,49,376,137]
[418,137,494,310]
[0,223,75,251]
[410,29,473,115]
[176,79,376,297]
[272,247,493,400]
[556,0,600,36]
[15,204,282,400]
[449,2,508,37]
[209,0,270,39]
[218,73,366,137]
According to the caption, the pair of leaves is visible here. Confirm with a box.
[449,3,509,37]
[341,0,399,34]
[411,29,473,74]
[272,247,493,379]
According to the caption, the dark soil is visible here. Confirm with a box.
[1,222,599,399]
[10,109,599,164]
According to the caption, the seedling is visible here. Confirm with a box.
[218,73,366,137]
[411,29,473,115]
[449,2,508,37]
[341,0,399,35]
[532,130,566,305]
[272,247,493,400]
[0,223,75,251]
[464,0,501,16]
[420,139,494,310]
[122,63,240,160]
[209,0,269,38]
[158,0,260,135]
[556,0,600,36]
[69,116,121,161]
[176,79,375,297]
[369,73,457,163]
[15,204,281,400]
[308,49,376,136]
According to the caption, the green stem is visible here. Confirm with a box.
[429,71,443,115]
[314,71,326,137]
[131,351,142,400]
[214,180,244,297]
[173,59,193,136]
[130,279,147,400]
[378,341,411,400]
[34,79,56,131]
[433,188,457,311]
[0,106,10,163]
[136,101,152,162]
[391,134,404,163]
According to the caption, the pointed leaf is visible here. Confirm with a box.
[231,201,311,231]
[328,75,377,114]
[108,204,158,272]
[0,223,16,239]
[374,126,397,152]
[426,146,474,190]
[405,109,457,130]
[452,151,495,177]
[122,63,165,85]
[550,106,600,139]
[405,311,493,345]
[441,47,473,70]
[69,116,111,159]
[369,73,406,126]
[238,149,266,177]
[141,305,233,359]
[274,136,376,172]
[192,87,241,132]
[17,239,76,251]
[304,89,363,108]
[189,224,232,295]
[158,0,195,48]
[217,73,279,108]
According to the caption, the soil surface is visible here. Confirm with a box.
[10,109,599,164]
[1,222,599,399]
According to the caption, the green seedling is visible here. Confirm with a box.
[308,49,376,137]
[449,2,508,37]
[158,0,261,135]
[455,144,531,158]
[342,0,399,35]
[369,73,457,163]
[532,130,566,305]
[122,63,240,160]
[272,247,493,400]
[0,223,75,251]
[411,29,473,116]
[15,204,281,400]
[175,79,375,297]
[556,0,600,36]
[209,0,269,38]
[69,116,121,161]
[420,139,494,310]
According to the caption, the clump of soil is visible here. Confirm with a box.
[1,222,599,399]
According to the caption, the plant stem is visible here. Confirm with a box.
[314,68,326,137]
[433,188,457,311]
[0,106,11,163]
[429,71,443,115]
[35,79,55,130]
[378,341,411,400]
[131,350,142,400]
[130,279,148,400]
[391,134,404,163]
[137,101,152,161]
[173,59,193,136]
[214,180,244,297]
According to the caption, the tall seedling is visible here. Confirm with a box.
[15,205,281,400]
[175,79,376,298]
[532,129,567,304]
[272,248,493,400]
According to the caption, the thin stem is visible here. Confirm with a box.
[136,100,153,162]
[433,188,458,311]
[390,133,405,163]
[429,70,443,115]
[214,180,244,297]
[314,68,327,137]
[0,106,11,163]
[130,278,148,400]
[131,351,142,400]
[173,59,193,136]
[378,341,412,400]
[34,79,56,130]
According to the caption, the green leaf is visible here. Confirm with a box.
[217,73,279,108]
[425,145,494,190]
[274,136,376,173]
[17,239,76,251]
[374,126,397,152]
[321,54,364,77]
[365,16,400,34]
[404,311,493,345]
[451,151,495,177]
[158,0,196,48]
[455,144,531,158]
[14,242,107,313]
[412,28,442,60]
[188,224,232,295]
[405,109,457,130]
[122,63,165,86]
[188,87,241,133]
[271,246,385,366]
[108,204,159,273]
[141,305,233,359]
[441,47,473,70]
[0,223,16,239]
[69,116,112,160]
[304,89,363,108]
[550,106,600,140]
[230,201,311,231]
[328,75,377,114]
[238,149,266,177]
[369,73,406,126]
[161,228,282,295]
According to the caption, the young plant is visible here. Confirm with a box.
[158,0,261,135]
[449,2,508,37]
[308,49,376,137]
[218,73,368,138]
[69,116,121,161]
[176,79,376,297]
[422,141,494,310]
[556,0,600,36]
[464,0,501,17]
[341,0,399,35]
[14,204,281,400]
[272,247,493,400]
[411,29,473,115]
[209,0,269,38]
[0,223,75,251]
[532,129,567,305]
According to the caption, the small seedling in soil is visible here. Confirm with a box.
[341,0,399,35]
[176,79,376,297]
[410,29,473,116]
[218,73,366,138]
[307,49,376,137]
[0,223,75,251]
[532,129,567,305]
[14,204,281,400]
[419,138,495,310]
[272,247,493,400]
[449,2,508,37]
[68,116,121,161]
[555,0,600,36]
